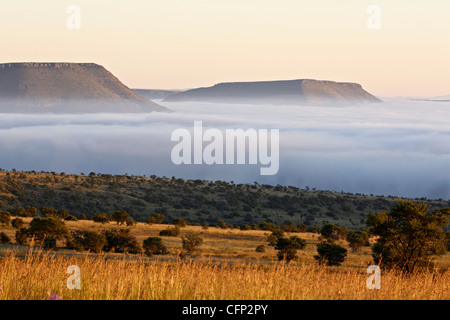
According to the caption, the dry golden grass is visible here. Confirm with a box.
[0,248,448,300]
[0,218,449,300]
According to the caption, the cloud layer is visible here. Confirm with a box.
[1,99,450,199]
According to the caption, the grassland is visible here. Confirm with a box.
[0,218,449,300]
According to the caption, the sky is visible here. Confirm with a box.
[1,0,449,97]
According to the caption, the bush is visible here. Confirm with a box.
[182,232,203,253]
[255,244,266,253]
[93,213,110,224]
[275,236,307,261]
[0,232,11,244]
[0,211,11,227]
[173,219,188,228]
[103,229,142,254]
[159,226,180,237]
[64,215,78,221]
[126,217,136,226]
[79,213,87,220]
[143,237,168,256]
[110,211,129,225]
[314,241,347,266]
[267,230,284,246]
[320,224,349,241]
[68,230,107,253]
[346,230,370,252]
[11,218,24,229]
[146,213,165,224]
[27,217,69,244]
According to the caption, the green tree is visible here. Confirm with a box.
[103,229,142,254]
[275,236,307,261]
[143,237,168,256]
[11,218,24,229]
[146,213,165,224]
[27,217,70,244]
[0,232,11,244]
[110,211,129,225]
[182,232,203,253]
[93,213,110,224]
[367,200,450,273]
[346,230,370,252]
[320,224,348,241]
[314,241,347,266]
[0,211,11,227]
[68,230,106,253]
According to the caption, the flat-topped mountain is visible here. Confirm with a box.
[132,89,182,100]
[0,63,168,113]
[164,79,381,105]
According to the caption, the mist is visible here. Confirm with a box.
[1,99,450,199]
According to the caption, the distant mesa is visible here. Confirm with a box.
[132,89,183,100]
[0,63,168,113]
[164,79,381,105]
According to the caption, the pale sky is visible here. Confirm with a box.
[1,0,449,97]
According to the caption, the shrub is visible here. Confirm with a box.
[143,237,168,256]
[159,226,180,237]
[11,218,24,229]
[64,215,78,221]
[146,213,165,224]
[126,217,136,226]
[320,224,349,241]
[182,233,203,253]
[0,211,11,227]
[173,219,188,228]
[68,230,107,253]
[27,217,69,244]
[0,232,11,244]
[79,213,87,220]
[240,224,251,231]
[267,230,284,246]
[103,229,142,254]
[346,230,370,252]
[275,236,307,261]
[314,241,347,266]
[93,213,110,224]
[110,211,129,225]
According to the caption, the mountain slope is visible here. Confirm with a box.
[0,63,168,113]
[164,79,381,105]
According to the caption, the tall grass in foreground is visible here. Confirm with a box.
[0,249,448,300]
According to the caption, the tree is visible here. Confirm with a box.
[110,211,129,225]
[146,213,164,224]
[320,224,348,241]
[79,213,87,220]
[182,233,203,253]
[0,232,11,244]
[275,236,307,261]
[346,230,370,252]
[27,217,70,244]
[11,218,24,229]
[173,218,188,228]
[143,237,168,256]
[267,230,284,246]
[93,213,110,224]
[15,228,29,245]
[0,211,11,227]
[103,229,142,254]
[315,241,347,266]
[159,226,180,237]
[68,230,106,253]
[367,200,450,273]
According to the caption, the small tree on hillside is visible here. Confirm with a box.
[275,236,307,262]
[367,200,450,273]
[110,211,129,225]
[182,233,203,253]
[346,230,370,252]
[314,241,347,266]
[27,217,70,244]
[143,237,168,256]
[0,211,11,227]
[11,218,24,229]
[146,213,165,224]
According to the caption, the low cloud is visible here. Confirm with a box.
[1,99,450,199]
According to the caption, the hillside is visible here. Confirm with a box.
[0,170,448,230]
[164,79,381,105]
[0,63,168,113]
